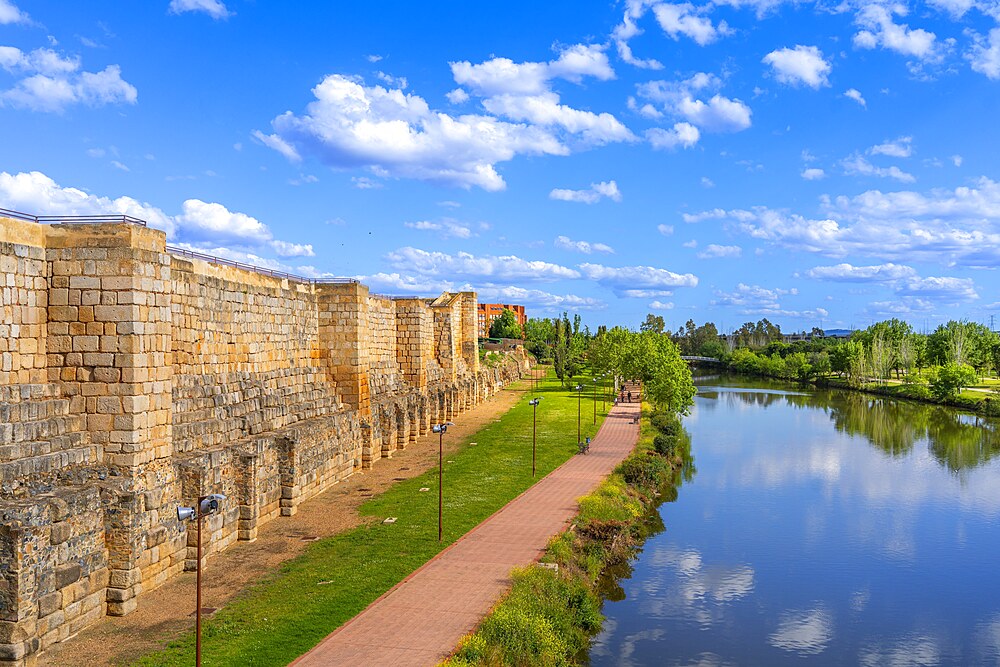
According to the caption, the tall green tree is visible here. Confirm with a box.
[640,313,666,334]
[488,308,523,339]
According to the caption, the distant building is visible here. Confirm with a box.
[478,303,526,338]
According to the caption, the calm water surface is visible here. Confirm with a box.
[588,376,1000,666]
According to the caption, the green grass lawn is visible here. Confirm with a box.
[133,368,611,667]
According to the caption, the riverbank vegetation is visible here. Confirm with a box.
[443,407,693,666]
[672,315,1000,414]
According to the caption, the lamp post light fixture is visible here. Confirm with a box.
[574,384,583,445]
[177,493,227,667]
[432,422,455,541]
[528,397,542,476]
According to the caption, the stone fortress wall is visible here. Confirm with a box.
[0,216,528,665]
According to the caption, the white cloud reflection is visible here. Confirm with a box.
[859,633,943,666]
[769,606,835,655]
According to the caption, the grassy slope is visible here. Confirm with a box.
[134,368,610,667]
[442,403,686,666]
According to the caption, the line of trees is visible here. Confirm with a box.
[671,314,1000,401]
[522,313,695,415]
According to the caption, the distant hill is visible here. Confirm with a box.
[822,328,854,337]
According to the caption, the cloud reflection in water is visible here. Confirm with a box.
[768,606,835,655]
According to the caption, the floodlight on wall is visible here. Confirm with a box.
[431,422,455,540]
[177,492,227,667]
[529,397,542,477]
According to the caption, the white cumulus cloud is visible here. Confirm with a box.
[802,168,826,180]
[697,244,742,259]
[845,88,867,107]
[637,73,752,134]
[966,28,1000,79]
[897,275,978,300]
[403,219,473,239]
[0,46,136,112]
[0,170,313,258]
[0,0,27,24]
[646,122,700,150]
[386,247,580,282]
[578,262,698,296]
[806,263,918,282]
[763,45,832,89]
[869,136,913,158]
[695,177,1000,268]
[554,235,615,254]
[652,3,731,46]
[256,51,633,192]
[612,0,666,70]
[677,94,752,132]
[549,180,622,204]
[255,74,567,192]
[842,155,915,182]
[853,4,939,61]
[168,0,231,19]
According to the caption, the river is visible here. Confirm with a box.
[587,375,1000,666]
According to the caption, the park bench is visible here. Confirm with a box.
[577,440,590,455]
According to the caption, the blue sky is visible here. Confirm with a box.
[2,0,1000,332]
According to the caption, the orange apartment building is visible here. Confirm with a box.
[477,303,527,338]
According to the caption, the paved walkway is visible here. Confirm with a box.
[291,397,642,667]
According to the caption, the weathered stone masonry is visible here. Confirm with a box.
[0,217,528,665]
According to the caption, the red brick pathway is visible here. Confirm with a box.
[291,398,641,667]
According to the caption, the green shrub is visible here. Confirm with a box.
[901,384,932,400]
[649,412,679,436]
[929,363,977,400]
[652,433,676,457]
[449,566,600,667]
[616,454,669,492]
[577,478,641,523]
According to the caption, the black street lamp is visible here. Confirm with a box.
[177,493,227,667]
[432,422,455,541]
[574,384,583,445]
[529,397,542,476]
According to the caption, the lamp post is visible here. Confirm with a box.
[177,493,227,667]
[574,384,583,445]
[432,422,455,541]
[528,397,542,476]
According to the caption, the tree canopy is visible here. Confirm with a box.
[589,327,695,415]
[488,308,523,339]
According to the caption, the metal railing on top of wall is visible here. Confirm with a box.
[0,207,147,226]
[0,206,373,287]
[165,245,359,285]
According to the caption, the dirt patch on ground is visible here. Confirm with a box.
[39,382,529,667]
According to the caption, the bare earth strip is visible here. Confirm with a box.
[39,386,528,667]
[291,400,641,667]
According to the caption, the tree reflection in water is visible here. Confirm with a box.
[697,376,1000,472]
[594,423,697,605]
